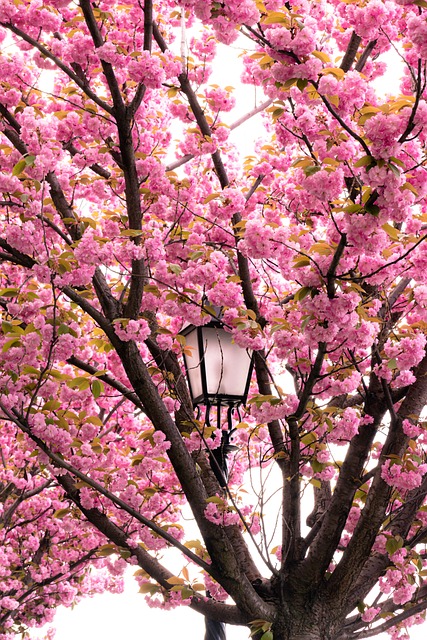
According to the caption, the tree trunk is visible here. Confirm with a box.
[271,624,327,640]
[271,606,336,640]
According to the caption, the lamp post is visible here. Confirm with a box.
[180,310,253,640]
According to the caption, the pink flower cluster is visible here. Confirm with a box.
[382,458,427,492]
[128,51,166,89]
[114,319,151,343]
[204,500,240,527]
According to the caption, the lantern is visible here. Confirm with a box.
[180,314,253,409]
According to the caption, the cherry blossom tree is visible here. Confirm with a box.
[2,1,427,639]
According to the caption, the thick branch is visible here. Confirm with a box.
[0,238,36,269]
[56,473,248,625]
[303,374,386,584]
[340,32,362,72]
[326,353,427,604]
[355,39,378,73]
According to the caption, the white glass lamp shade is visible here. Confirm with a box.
[181,323,253,407]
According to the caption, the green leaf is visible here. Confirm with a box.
[301,432,317,445]
[293,256,311,268]
[354,155,374,168]
[91,379,104,399]
[385,537,403,556]
[310,242,333,255]
[166,576,185,585]
[388,162,401,177]
[138,583,159,594]
[2,337,21,351]
[365,204,380,216]
[304,165,321,177]
[12,158,27,176]
[261,11,288,24]
[260,632,273,640]
[66,376,91,391]
[400,182,418,196]
[389,156,405,168]
[97,544,117,557]
[248,394,280,406]
[282,78,297,90]
[271,107,284,119]
[169,264,182,275]
[311,459,324,473]
[205,496,225,504]
[294,286,312,302]
[382,223,400,241]
[22,365,40,375]
[121,229,144,237]
[203,192,221,204]
[0,288,19,297]
[301,313,313,331]
[43,400,62,411]
[344,204,363,214]
[57,324,78,337]
[189,250,204,261]
[184,539,204,551]
[53,508,70,518]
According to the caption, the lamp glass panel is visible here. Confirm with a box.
[183,328,203,401]
[201,327,251,397]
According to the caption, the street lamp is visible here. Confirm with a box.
[180,311,253,411]
[180,309,254,640]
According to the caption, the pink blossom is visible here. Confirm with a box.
[128,51,166,89]
[361,606,381,623]
[114,319,150,342]
[382,459,427,492]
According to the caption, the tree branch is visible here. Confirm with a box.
[340,32,362,72]
[67,355,145,411]
[79,0,125,117]
[1,22,113,114]
[0,403,215,575]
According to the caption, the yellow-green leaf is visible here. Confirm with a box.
[312,50,330,64]
[12,158,27,176]
[293,256,311,268]
[321,67,345,79]
[166,576,185,585]
[53,508,70,518]
[354,155,374,168]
